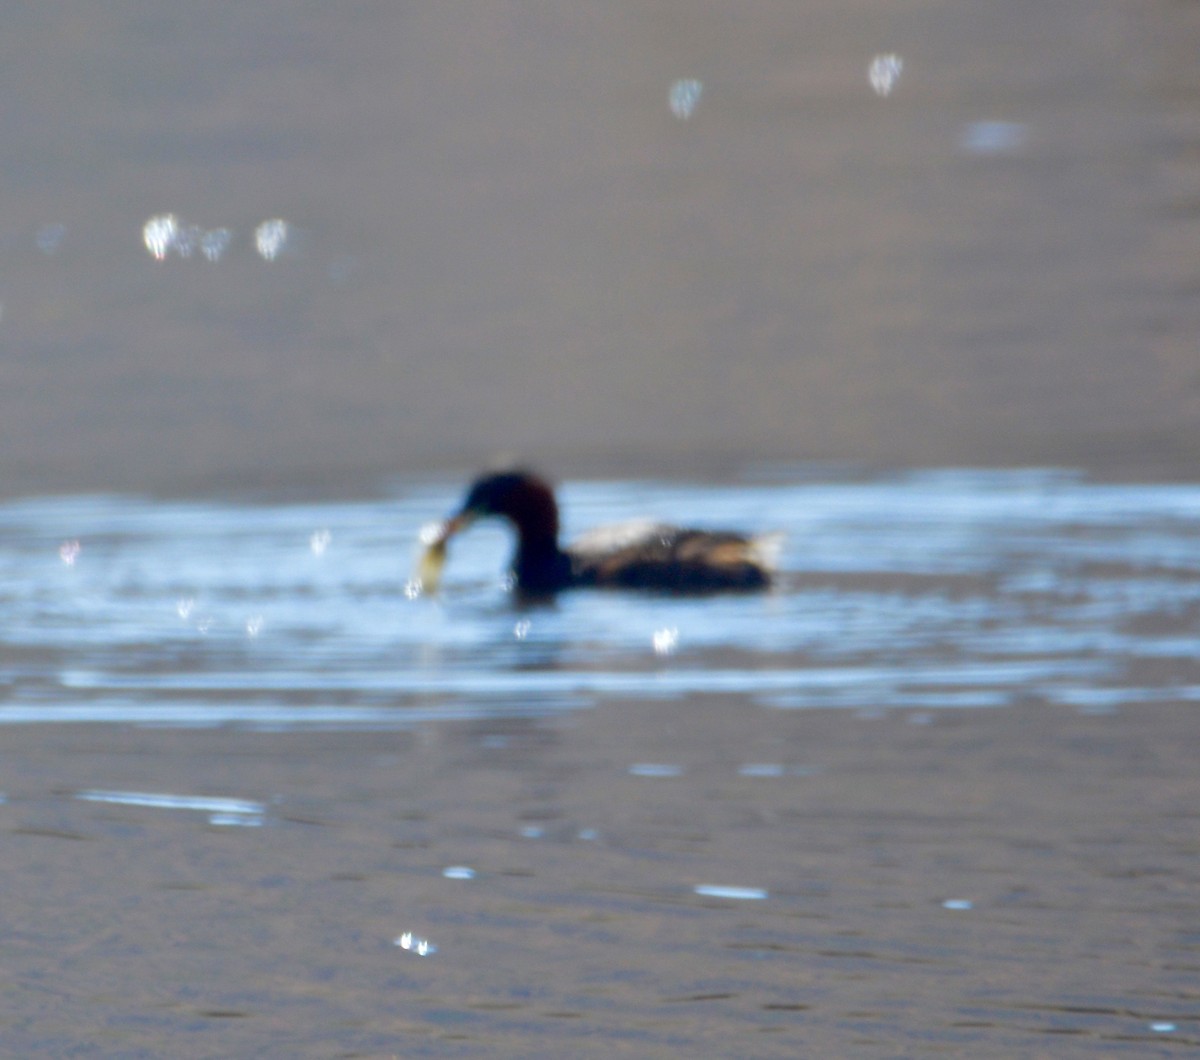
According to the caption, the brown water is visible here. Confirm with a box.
[2,702,1196,1057]
[2,472,1200,1055]
[3,3,1200,1055]
[1,2,1199,494]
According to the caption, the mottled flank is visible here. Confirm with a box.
[572,525,773,591]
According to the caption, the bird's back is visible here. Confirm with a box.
[568,521,778,591]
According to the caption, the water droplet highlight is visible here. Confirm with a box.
[77,789,265,817]
[959,121,1028,156]
[394,932,437,956]
[172,222,203,258]
[200,227,232,262]
[669,79,703,120]
[652,627,679,656]
[628,763,683,777]
[209,812,264,827]
[255,219,291,261]
[694,884,768,901]
[143,215,177,261]
[868,54,903,97]
[143,214,234,262]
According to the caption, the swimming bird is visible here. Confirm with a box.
[418,469,778,595]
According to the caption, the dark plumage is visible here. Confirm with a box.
[422,469,778,595]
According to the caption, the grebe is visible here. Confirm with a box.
[418,469,778,595]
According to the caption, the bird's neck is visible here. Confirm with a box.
[500,476,570,590]
[513,534,572,592]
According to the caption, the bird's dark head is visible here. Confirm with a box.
[446,469,560,544]
[416,469,569,595]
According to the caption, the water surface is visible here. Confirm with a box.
[5,468,1200,728]
[3,470,1199,1056]
[2,3,1199,493]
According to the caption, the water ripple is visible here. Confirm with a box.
[3,469,1200,727]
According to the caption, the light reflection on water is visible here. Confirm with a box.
[3,468,1200,728]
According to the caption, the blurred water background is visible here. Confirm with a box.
[3,7,1200,1054]
[1,2,1198,496]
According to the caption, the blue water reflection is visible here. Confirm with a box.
[3,468,1200,728]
